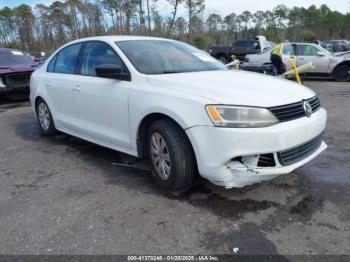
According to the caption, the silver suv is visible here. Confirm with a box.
[243,43,350,82]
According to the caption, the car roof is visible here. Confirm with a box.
[68,35,174,44]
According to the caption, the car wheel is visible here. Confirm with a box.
[148,119,197,191]
[36,99,56,135]
[218,56,229,65]
[333,64,350,82]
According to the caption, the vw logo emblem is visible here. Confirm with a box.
[303,101,313,117]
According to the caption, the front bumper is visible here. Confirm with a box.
[0,74,31,95]
[186,108,327,188]
[0,85,29,95]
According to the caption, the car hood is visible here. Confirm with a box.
[147,70,315,107]
[334,50,350,57]
[0,64,37,75]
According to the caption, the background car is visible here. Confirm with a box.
[0,48,39,100]
[321,40,350,53]
[242,43,350,82]
[210,36,273,63]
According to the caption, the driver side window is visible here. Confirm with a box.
[80,42,124,77]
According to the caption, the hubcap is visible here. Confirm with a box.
[38,103,50,131]
[150,133,171,180]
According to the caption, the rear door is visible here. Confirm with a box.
[296,44,330,73]
[72,41,131,149]
[45,43,82,129]
[281,43,297,71]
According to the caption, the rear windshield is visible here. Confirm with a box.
[0,51,33,67]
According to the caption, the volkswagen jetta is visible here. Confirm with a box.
[30,36,327,191]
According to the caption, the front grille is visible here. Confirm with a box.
[278,134,323,166]
[258,154,276,167]
[269,96,321,122]
[3,73,31,89]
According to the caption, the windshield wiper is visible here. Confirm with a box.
[161,70,182,74]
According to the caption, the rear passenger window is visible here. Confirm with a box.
[80,42,124,77]
[54,44,82,74]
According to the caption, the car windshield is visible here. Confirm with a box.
[316,45,332,55]
[116,40,226,75]
[0,50,33,67]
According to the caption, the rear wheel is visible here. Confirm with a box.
[148,119,197,191]
[333,64,350,82]
[36,98,56,136]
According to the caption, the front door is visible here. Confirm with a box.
[296,44,330,73]
[72,41,131,150]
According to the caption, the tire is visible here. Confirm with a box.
[218,56,229,65]
[333,64,350,82]
[35,98,56,136]
[148,118,197,191]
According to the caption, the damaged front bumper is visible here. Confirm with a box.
[186,108,327,188]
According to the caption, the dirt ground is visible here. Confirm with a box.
[0,80,349,257]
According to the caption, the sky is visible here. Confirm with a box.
[1,0,349,15]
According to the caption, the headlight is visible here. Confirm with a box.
[0,77,6,88]
[206,105,279,128]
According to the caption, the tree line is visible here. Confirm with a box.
[0,0,349,53]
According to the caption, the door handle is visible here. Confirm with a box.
[299,58,304,60]
[73,86,81,92]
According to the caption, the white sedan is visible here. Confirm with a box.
[30,36,327,191]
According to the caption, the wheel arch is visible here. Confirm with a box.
[333,61,350,72]
[136,112,195,159]
[34,96,44,114]
[332,61,350,81]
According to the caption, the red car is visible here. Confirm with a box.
[0,48,39,100]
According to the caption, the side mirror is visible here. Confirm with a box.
[317,51,325,57]
[95,64,130,80]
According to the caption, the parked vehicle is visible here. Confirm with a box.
[0,48,39,100]
[210,36,273,63]
[321,40,350,53]
[30,36,327,191]
[242,43,350,81]
[240,45,276,73]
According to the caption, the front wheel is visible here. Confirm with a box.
[36,98,56,136]
[333,65,350,82]
[148,119,197,191]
